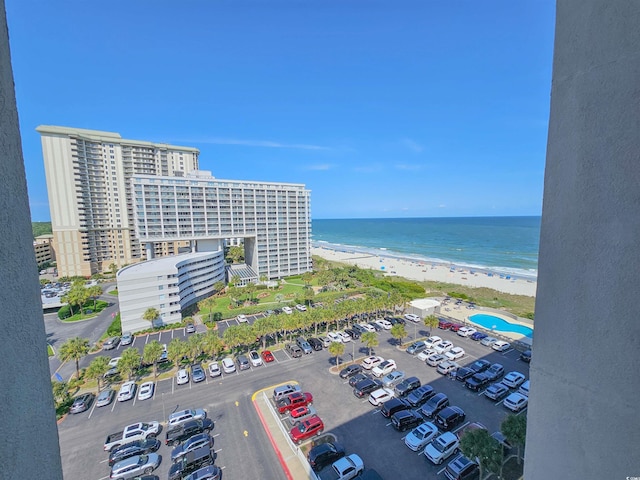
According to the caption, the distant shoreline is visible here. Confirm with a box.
[312,245,537,298]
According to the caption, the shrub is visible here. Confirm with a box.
[57,305,72,320]
[106,315,121,337]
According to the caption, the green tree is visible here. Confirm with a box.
[227,246,244,263]
[58,336,90,379]
[224,325,254,352]
[167,338,188,367]
[301,271,313,287]
[214,281,225,294]
[501,413,527,464]
[460,428,503,479]
[187,333,205,362]
[275,293,285,304]
[143,340,165,377]
[85,356,110,393]
[390,323,407,345]
[87,284,103,310]
[142,307,160,328]
[61,281,90,317]
[109,263,118,276]
[245,282,256,303]
[328,341,345,368]
[202,331,224,359]
[424,314,439,333]
[118,347,141,380]
[52,380,70,406]
[200,297,217,323]
[361,331,379,355]
[253,316,277,350]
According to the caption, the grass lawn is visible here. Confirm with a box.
[47,344,54,356]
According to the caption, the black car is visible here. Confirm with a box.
[444,454,479,480]
[166,419,215,446]
[307,442,346,472]
[340,364,363,379]
[69,392,95,414]
[168,445,214,480]
[391,410,423,432]
[352,324,367,334]
[420,392,449,418]
[465,373,491,392]
[353,378,382,398]
[394,376,421,397]
[108,438,161,466]
[405,385,435,407]
[380,398,410,418]
[455,367,475,382]
[344,328,360,340]
[520,349,532,363]
[435,406,466,431]
[468,359,491,374]
[348,372,369,387]
[307,338,323,351]
[368,322,383,331]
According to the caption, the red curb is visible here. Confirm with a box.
[253,398,294,480]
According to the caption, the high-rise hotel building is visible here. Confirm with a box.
[37,126,200,277]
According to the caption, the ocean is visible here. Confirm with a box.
[311,216,541,279]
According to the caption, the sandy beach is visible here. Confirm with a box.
[312,246,537,297]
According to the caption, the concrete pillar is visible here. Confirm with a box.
[0,1,63,477]
[526,2,640,479]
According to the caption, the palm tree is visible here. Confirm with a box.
[109,263,118,277]
[328,341,345,368]
[187,334,205,362]
[142,307,160,328]
[361,332,379,355]
[423,314,439,334]
[253,316,277,350]
[167,338,188,368]
[85,356,110,393]
[275,293,285,304]
[58,336,90,379]
[118,347,141,380]
[202,331,224,359]
[87,285,103,310]
[214,281,225,294]
[390,323,407,345]
[502,413,527,464]
[143,340,165,377]
[460,428,502,480]
[198,297,217,323]
[52,380,70,406]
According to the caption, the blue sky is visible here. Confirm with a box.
[6,1,555,221]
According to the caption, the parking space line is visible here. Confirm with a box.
[437,466,447,475]
[87,400,98,419]
[494,399,504,407]
[385,421,392,427]
[452,421,470,434]
[516,408,528,416]
[477,390,487,396]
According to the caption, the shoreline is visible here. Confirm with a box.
[312,246,537,297]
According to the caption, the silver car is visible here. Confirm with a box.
[96,389,115,407]
[110,453,160,479]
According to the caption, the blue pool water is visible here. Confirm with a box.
[469,314,533,338]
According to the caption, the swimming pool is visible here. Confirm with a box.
[469,313,533,338]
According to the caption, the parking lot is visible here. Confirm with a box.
[59,321,529,479]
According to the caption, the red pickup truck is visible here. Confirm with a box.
[277,392,313,414]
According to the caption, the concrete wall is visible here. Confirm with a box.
[0,1,63,476]
[526,1,640,479]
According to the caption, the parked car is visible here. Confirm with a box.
[435,406,466,431]
[426,353,447,367]
[287,343,303,358]
[237,314,248,323]
[404,313,421,323]
[434,341,454,354]
[120,332,134,346]
[165,419,214,446]
[337,331,352,343]
[361,356,384,370]
[182,465,222,480]
[176,369,190,385]
[465,373,490,392]
[380,398,410,418]
[444,454,479,480]
[168,409,207,427]
[449,323,463,332]
[404,421,439,451]
[519,380,530,397]
[424,431,460,465]
[405,385,436,407]
[191,364,206,382]
[185,323,196,333]
[289,415,324,444]
[359,323,376,333]
[445,347,465,360]
[455,367,475,382]
[503,371,526,389]
[345,328,361,340]
[109,438,161,467]
[438,320,453,330]
[372,359,396,377]
[137,381,155,401]
[353,378,383,398]
[307,441,346,472]
[520,349,532,363]
[457,326,476,337]
[307,338,324,351]
[207,362,221,378]
[424,336,442,348]
[273,384,301,401]
[282,306,293,314]
[171,433,213,462]
[249,350,263,367]
[485,363,505,382]
[109,453,160,479]
[276,392,313,414]
[295,304,307,312]
[96,389,115,407]
[117,381,137,402]
[492,340,511,352]
[394,376,421,397]
[406,341,427,355]
[168,445,214,480]
[417,348,438,362]
[420,392,449,418]
[319,336,332,348]
[469,331,488,341]
[103,336,120,350]
[437,361,460,376]
[368,387,395,407]
[391,409,424,432]
[326,332,342,343]
[484,382,510,401]
[261,350,275,362]
[296,337,313,354]
[340,364,363,379]
[236,354,250,370]
[221,357,236,373]
[375,319,392,330]
[480,336,498,347]
[70,393,95,414]
[382,370,406,388]
[468,359,492,374]
[348,372,369,387]
[504,392,529,412]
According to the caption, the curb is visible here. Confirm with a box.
[252,396,294,480]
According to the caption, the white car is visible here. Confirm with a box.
[503,371,526,389]
[108,357,121,368]
[137,381,154,401]
[361,355,384,370]
[504,392,529,412]
[518,380,530,397]
[176,369,189,385]
[424,336,442,348]
[404,313,421,323]
[405,421,439,452]
[117,381,136,402]
[295,304,307,312]
[480,336,498,347]
[282,306,293,314]
[426,353,447,367]
[368,387,395,406]
[416,349,438,362]
[445,347,465,360]
[457,326,477,337]
[249,350,263,367]
[359,323,376,333]
[208,361,221,377]
[338,331,352,343]
[436,360,459,375]
[424,431,460,465]
[492,340,511,352]
[433,341,454,354]
[237,314,248,323]
[375,319,392,330]
[372,359,397,378]
[222,357,236,374]
[327,332,342,343]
